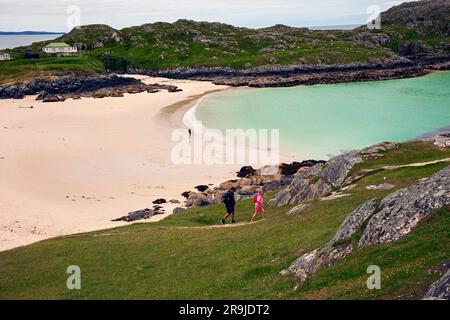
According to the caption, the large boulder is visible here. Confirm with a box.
[269,163,327,206]
[359,166,450,246]
[320,152,363,188]
[281,200,378,286]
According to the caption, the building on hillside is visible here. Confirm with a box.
[0,52,12,61]
[42,43,78,56]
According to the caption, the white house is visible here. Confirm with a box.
[0,52,11,61]
[42,43,78,56]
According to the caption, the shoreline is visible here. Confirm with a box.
[1,70,448,252]
[129,57,450,88]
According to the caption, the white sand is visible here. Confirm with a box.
[0,76,251,251]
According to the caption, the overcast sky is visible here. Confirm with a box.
[0,0,413,32]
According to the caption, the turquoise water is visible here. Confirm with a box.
[196,71,450,160]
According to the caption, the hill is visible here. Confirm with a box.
[1,0,449,85]
[0,138,449,299]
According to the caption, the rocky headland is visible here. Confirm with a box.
[129,56,450,88]
[0,75,182,101]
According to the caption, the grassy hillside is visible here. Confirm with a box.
[0,56,104,85]
[0,141,449,300]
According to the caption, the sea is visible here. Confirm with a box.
[194,71,450,160]
[0,34,63,50]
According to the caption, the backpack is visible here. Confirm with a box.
[253,194,258,203]
[223,192,234,205]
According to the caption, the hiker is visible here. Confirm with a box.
[251,192,266,222]
[221,188,236,225]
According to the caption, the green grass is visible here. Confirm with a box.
[354,142,450,172]
[0,56,104,85]
[0,142,448,299]
[295,206,450,300]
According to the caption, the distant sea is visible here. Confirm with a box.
[309,24,359,30]
[0,34,63,50]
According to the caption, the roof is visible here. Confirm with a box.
[44,42,73,48]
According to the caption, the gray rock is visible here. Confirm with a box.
[422,133,450,149]
[112,208,154,222]
[286,204,309,215]
[423,270,450,300]
[359,166,450,247]
[270,176,332,206]
[332,199,378,243]
[281,199,377,286]
[320,152,363,188]
[271,142,402,207]
[173,207,186,214]
[280,162,450,288]
[270,164,328,206]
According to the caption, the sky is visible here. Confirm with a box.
[0,0,414,32]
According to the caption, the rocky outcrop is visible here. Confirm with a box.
[281,166,450,288]
[0,75,181,100]
[112,208,154,222]
[419,128,450,149]
[286,204,310,216]
[280,200,378,286]
[423,269,450,300]
[359,166,450,246]
[182,162,324,209]
[320,152,363,188]
[269,164,326,206]
[271,142,400,207]
[127,56,448,88]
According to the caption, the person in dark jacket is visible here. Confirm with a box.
[221,188,236,225]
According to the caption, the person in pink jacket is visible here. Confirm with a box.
[251,192,266,222]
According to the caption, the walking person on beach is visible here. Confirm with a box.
[251,191,266,222]
[221,188,237,225]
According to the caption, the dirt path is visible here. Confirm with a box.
[382,158,450,171]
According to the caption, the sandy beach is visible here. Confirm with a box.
[0,76,256,252]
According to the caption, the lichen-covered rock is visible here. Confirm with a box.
[421,133,450,149]
[286,204,310,215]
[320,152,363,188]
[270,164,328,206]
[282,166,450,289]
[271,142,402,207]
[281,199,377,286]
[359,166,450,247]
[423,270,450,300]
[332,199,378,242]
